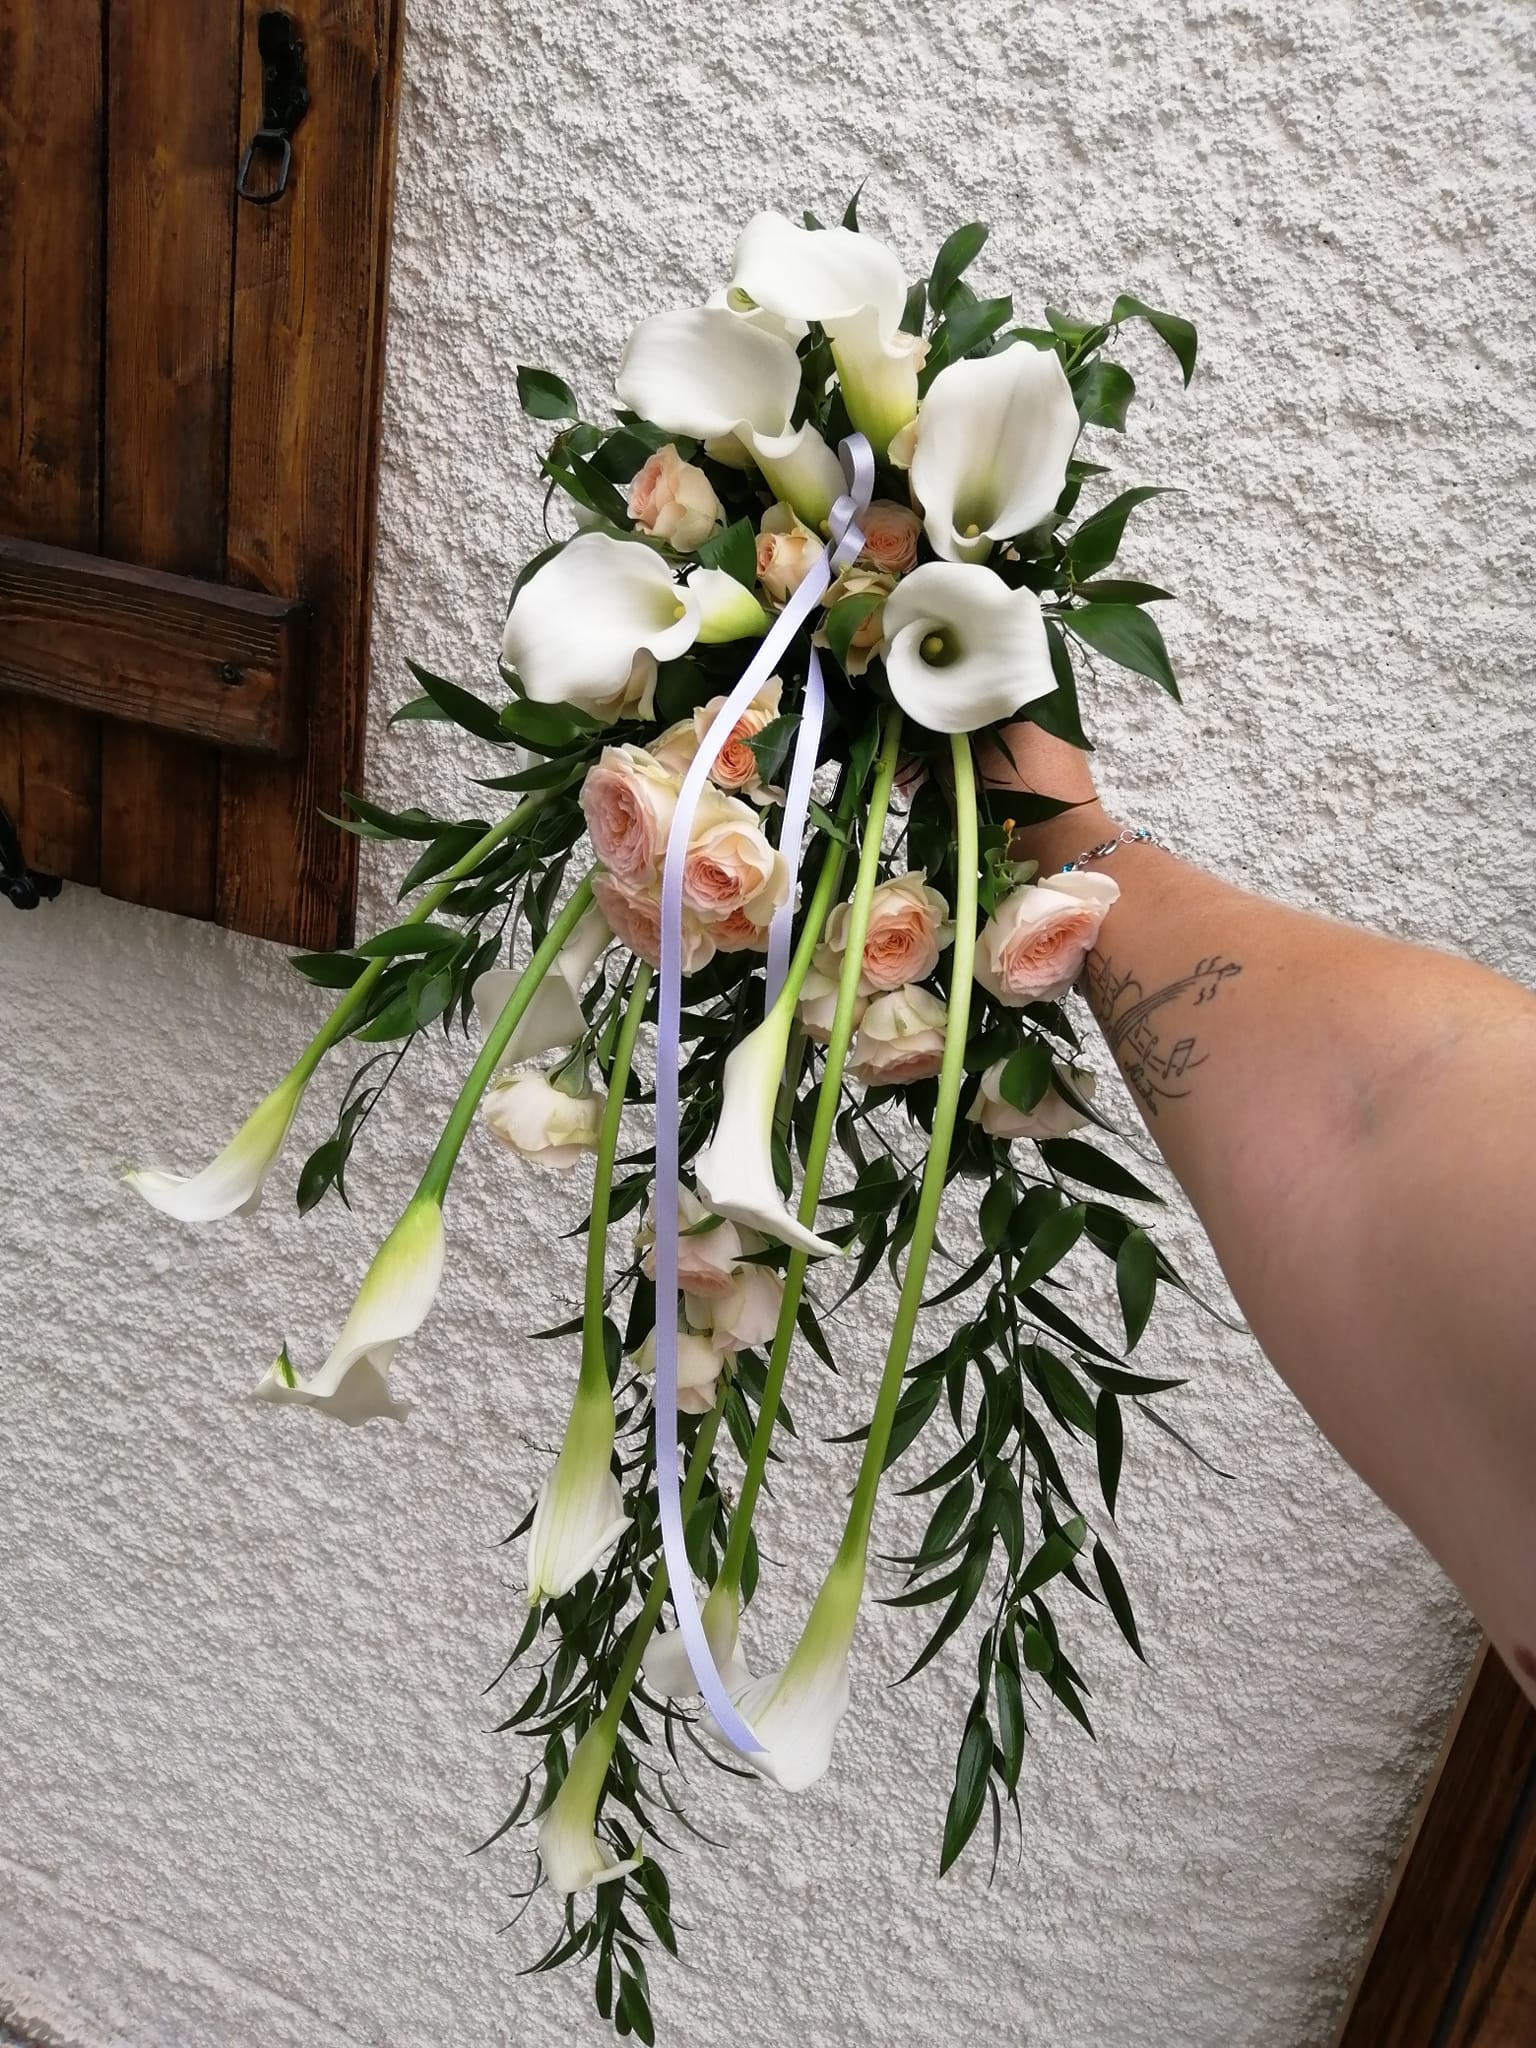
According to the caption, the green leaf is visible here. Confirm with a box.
[1095,1388,1124,1517]
[900,279,928,335]
[1072,361,1136,432]
[1094,1537,1145,1658]
[936,293,1013,363]
[1066,600,1179,699]
[1038,1136,1162,1203]
[747,713,798,786]
[1110,294,1198,386]
[498,696,603,753]
[1066,487,1177,581]
[979,1177,1014,1254]
[824,590,885,669]
[1045,306,1108,349]
[695,516,756,588]
[1073,578,1175,605]
[939,1711,993,1875]
[1029,622,1090,749]
[353,920,463,960]
[288,950,368,989]
[929,222,988,313]
[842,179,865,229]
[398,660,508,743]
[999,1038,1053,1113]
[516,365,578,420]
[387,694,450,725]
[1115,1227,1158,1350]
[995,1660,1026,1792]
[1016,1522,1085,1598]
[1012,1202,1086,1293]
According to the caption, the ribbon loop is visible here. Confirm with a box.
[650,434,874,1753]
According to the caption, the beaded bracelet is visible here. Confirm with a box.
[1058,825,1161,874]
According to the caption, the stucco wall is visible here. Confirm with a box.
[3,1,1532,2043]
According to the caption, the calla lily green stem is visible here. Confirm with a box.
[579,964,653,1400]
[718,709,905,1600]
[417,876,595,1204]
[836,732,978,1572]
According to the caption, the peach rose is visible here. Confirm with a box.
[592,868,716,974]
[633,1327,725,1414]
[816,566,897,676]
[682,785,788,929]
[795,943,867,1043]
[858,499,921,575]
[639,1186,742,1299]
[825,871,951,995]
[968,1058,1096,1141]
[481,1072,604,1167]
[648,718,700,779]
[974,872,1120,1006]
[848,984,949,1086]
[581,744,679,882]
[692,675,783,802]
[756,503,823,606]
[626,443,724,553]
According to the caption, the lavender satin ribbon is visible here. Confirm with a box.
[652,434,873,1751]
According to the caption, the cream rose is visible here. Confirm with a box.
[580,744,679,882]
[481,1072,604,1167]
[592,869,716,974]
[633,1327,725,1414]
[682,785,789,929]
[647,719,699,778]
[795,942,866,1043]
[817,566,897,676]
[626,443,724,552]
[968,1058,1096,1140]
[974,872,1119,1006]
[694,1262,785,1355]
[825,871,951,995]
[756,503,824,606]
[858,498,921,575]
[848,984,949,1085]
[639,1186,742,1299]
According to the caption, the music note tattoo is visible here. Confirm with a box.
[1083,953,1243,1115]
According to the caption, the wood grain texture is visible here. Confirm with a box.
[219,0,404,950]
[98,0,242,917]
[0,0,105,880]
[1335,1645,1536,2047]
[0,537,306,752]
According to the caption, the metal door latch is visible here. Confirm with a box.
[0,805,62,910]
[236,12,309,206]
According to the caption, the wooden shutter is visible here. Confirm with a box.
[0,0,403,949]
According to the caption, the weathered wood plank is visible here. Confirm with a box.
[98,0,242,917]
[219,0,403,950]
[0,0,105,880]
[0,537,306,752]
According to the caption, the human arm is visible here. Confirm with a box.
[983,723,1536,1700]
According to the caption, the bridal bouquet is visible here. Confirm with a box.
[131,200,1199,2040]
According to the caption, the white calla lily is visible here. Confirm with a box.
[126,1067,305,1222]
[690,566,772,644]
[642,1579,750,1700]
[473,905,611,1071]
[707,1563,860,1792]
[909,344,1080,563]
[693,1006,838,1258]
[615,307,844,528]
[526,1381,631,1604]
[252,1194,445,1426]
[732,211,923,457]
[537,1722,641,1896]
[706,284,807,349]
[880,562,1055,735]
[502,533,699,716]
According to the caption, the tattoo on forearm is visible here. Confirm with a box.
[1084,953,1243,1115]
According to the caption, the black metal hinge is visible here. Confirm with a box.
[236,12,310,206]
[0,806,62,910]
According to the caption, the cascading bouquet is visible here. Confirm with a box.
[130,201,1202,2040]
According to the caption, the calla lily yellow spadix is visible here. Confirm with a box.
[537,1721,641,1897]
[908,343,1080,563]
[125,1066,306,1222]
[880,561,1055,734]
[253,1193,445,1426]
[615,305,845,528]
[731,210,923,459]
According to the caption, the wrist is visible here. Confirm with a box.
[1007,798,1118,877]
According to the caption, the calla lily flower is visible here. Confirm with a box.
[615,307,845,529]
[642,1578,750,1699]
[909,344,1080,563]
[731,211,923,458]
[880,562,1055,735]
[473,904,611,1071]
[691,567,773,643]
[126,1067,307,1222]
[502,533,701,716]
[693,1006,839,1258]
[526,1381,631,1604]
[707,1563,860,1792]
[252,1194,445,1426]
[537,1722,642,1896]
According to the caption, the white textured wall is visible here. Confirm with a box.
[3,2,1532,2043]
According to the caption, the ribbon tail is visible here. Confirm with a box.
[764,646,826,1013]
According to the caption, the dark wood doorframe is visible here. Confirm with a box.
[1334,1643,1536,2047]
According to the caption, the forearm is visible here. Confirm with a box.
[997,748,1536,1690]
